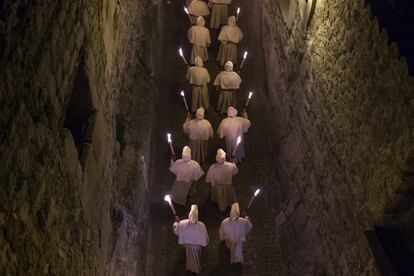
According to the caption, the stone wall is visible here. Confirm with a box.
[0,0,160,274]
[257,0,414,274]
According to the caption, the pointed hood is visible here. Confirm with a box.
[230,202,240,220]
[182,146,192,162]
[228,16,237,27]
[224,61,233,72]
[195,56,204,67]
[227,106,238,117]
[196,16,205,27]
[196,107,205,119]
[216,148,226,164]
[189,204,199,223]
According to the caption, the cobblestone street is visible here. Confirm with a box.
[149,0,287,275]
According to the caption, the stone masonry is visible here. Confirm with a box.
[259,0,414,274]
[0,0,161,274]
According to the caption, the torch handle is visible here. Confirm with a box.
[232,137,242,158]
[182,96,190,111]
[168,142,175,155]
[232,144,239,158]
[169,202,177,216]
[187,14,194,24]
[180,55,189,66]
[246,196,255,210]
[245,98,251,108]
[239,59,246,73]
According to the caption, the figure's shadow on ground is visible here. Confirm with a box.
[168,246,188,275]
[209,242,245,276]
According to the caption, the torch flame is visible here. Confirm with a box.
[180,91,185,97]
[237,7,240,14]
[184,7,189,14]
[167,133,172,143]
[179,47,183,57]
[243,51,248,59]
[248,91,253,99]
[236,136,242,145]
[164,194,171,203]
[254,189,261,196]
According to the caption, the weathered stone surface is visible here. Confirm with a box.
[259,0,414,274]
[1,0,413,274]
[0,0,161,274]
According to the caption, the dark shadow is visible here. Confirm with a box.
[374,226,414,276]
[365,229,398,276]
[370,148,414,275]
[63,60,96,166]
[168,247,188,276]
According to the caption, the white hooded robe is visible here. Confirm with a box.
[209,0,232,29]
[206,161,238,211]
[214,67,242,115]
[219,217,252,263]
[188,0,210,17]
[183,117,213,164]
[186,57,211,112]
[170,159,204,206]
[187,17,211,63]
[174,208,209,274]
[217,116,250,164]
[217,16,243,66]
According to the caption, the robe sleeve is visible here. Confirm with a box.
[219,221,226,240]
[169,161,178,175]
[206,29,211,45]
[193,164,204,181]
[218,28,227,43]
[236,74,242,85]
[183,119,191,134]
[239,28,244,41]
[207,121,213,138]
[217,121,224,138]
[173,221,181,236]
[232,163,238,176]
[187,27,193,44]
[205,165,213,183]
[205,69,211,83]
[203,224,210,245]
[186,68,192,82]
[244,219,253,235]
[242,118,251,133]
[214,73,221,86]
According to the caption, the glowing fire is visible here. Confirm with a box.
[164,194,171,203]
[236,136,242,145]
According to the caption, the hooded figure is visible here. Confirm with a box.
[214,61,242,114]
[217,107,250,164]
[170,146,204,206]
[186,56,211,112]
[188,0,210,22]
[187,17,211,64]
[209,0,232,29]
[174,204,209,274]
[183,107,213,164]
[219,202,252,264]
[205,149,238,211]
[217,16,243,66]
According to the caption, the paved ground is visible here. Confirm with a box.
[149,1,287,275]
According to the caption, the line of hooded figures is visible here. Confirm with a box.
[165,1,258,274]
